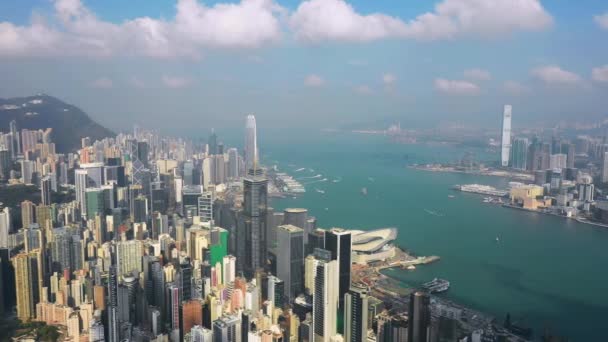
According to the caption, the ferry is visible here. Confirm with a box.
[424,209,445,217]
[422,278,450,293]
[361,187,368,195]
[448,195,455,199]
[315,188,326,194]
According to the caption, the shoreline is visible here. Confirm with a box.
[410,164,534,182]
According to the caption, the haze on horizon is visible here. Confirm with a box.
[0,0,607,133]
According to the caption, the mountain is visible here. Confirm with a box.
[0,94,114,152]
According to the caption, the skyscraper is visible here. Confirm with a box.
[244,115,258,171]
[325,228,352,311]
[344,285,369,342]
[0,207,11,248]
[21,200,35,229]
[12,250,41,321]
[313,259,339,342]
[276,224,304,301]
[501,105,512,167]
[602,151,608,183]
[41,176,52,206]
[510,137,528,170]
[408,291,431,342]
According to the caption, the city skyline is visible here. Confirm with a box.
[1,0,608,132]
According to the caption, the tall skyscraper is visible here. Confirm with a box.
[510,137,528,170]
[75,169,88,216]
[408,291,431,342]
[21,200,35,229]
[0,149,10,180]
[313,259,339,342]
[501,105,512,167]
[344,285,369,342]
[208,130,218,155]
[0,207,11,248]
[12,250,41,321]
[40,176,52,206]
[325,228,352,312]
[602,151,608,183]
[244,115,258,171]
[276,224,304,301]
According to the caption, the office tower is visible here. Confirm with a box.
[241,167,268,277]
[227,148,239,179]
[214,154,226,184]
[133,195,148,223]
[208,130,218,155]
[268,275,285,309]
[198,191,213,223]
[223,255,236,285]
[284,208,311,245]
[183,185,204,218]
[213,315,241,342]
[565,143,575,168]
[0,248,15,313]
[116,240,143,277]
[108,264,119,342]
[244,115,258,171]
[377,315,408,342]
[344,285,369,342]
[0,149,10,180]
[549,154,567,170]
[40,176,52,206]
[21,200,36,229]
[308,228,325,255]
[501,105,512,167]
[20,160,35,184]
[408,291,431,342]
[276,224,304,301]
[0,207,11,248]
[85,188,105,219]
[577,174,594,202]
[602,151,608,183]
[179,258,193,301]
[9,120,21,157]
[150,181,167,213]
[182,299,203,336]
[325,228,352,311]
[510,137,528,170]
[75,169,88,215]
[313,260,339,342]
[12,250,41,321]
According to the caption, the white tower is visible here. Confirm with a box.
[501,105,512,167]
[244,115,258,171]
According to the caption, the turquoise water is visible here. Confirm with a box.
[262,130,608,341]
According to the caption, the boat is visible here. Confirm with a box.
[315,188,325,194]
[424,209,445,217]
[368,177,375,182]
[496,236,500,243]
[454,184,508,197]
[448,195,455,199]
[407,265,416,270]
[295,167,305,172]
[361,187,368,195]
[422,278,450,293]
[324,207,329,211]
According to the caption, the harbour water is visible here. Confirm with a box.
[262,130,608,341]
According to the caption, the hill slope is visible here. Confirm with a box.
[0,94,114,152]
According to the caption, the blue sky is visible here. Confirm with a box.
[0,0,607,134]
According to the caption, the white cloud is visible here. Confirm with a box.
[162,75,192,88]
[89,77,113,89]
[594,13,608,29]
[434,78,480,95]
[531,65,582,85]
[382,73,397,86]
[592,65,608,82]
[354,85,372,95]
[304,74,325,87]
[290,0,552,43]
[463,68,491,81]
[503,81,530,95]
[0,0,284,58]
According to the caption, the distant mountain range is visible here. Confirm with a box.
[0,94,114,152]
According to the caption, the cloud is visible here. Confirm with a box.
[382,73,397,86]
[434,78,480,95]
[0,0,284,58]
[162,75,192,88]
[290,0,552,43]
[531,65,582,85]
[463,68,491,81]
[89,77,113,89]
[594,13,608,29]
[354,85,372,95]
[503,81,530,95]
[592,65,608,82]
[304,74,325,87]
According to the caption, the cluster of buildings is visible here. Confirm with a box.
[0,115,456,342]
[500,105,608,221]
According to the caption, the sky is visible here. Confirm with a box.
[0,0,607,135]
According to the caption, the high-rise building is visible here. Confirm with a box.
[0,149,10,180]
[408,291,431,342]
[213,315,241,342]
[313,259,339,342]
[85,188,105,219]
[550,153,567,170]
[0,207,11,248]
[20,160,35,184]
[198,191,213,223]
[244,115,258,171]
[344,285,369,342]
[12,250,41,321]
[21,200,36,229]
[40,176,52,206]
[241,168,268,277]
[276,224,304,301]
[377,314,408,342]
[227,148,239,180]
[208,130,218,156]
[501,105,512,167]
[75,169,88,217]
[602,151,608,183]
[325,228,352,312]
[108,264,119,342]
[116,240,143,277]
[510,137,528,170]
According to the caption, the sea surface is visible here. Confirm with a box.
[260,130,608,342]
